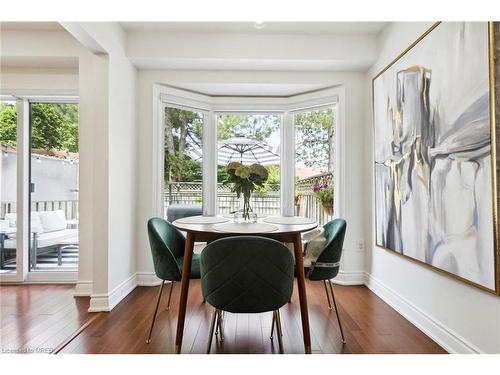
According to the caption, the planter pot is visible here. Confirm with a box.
[323,203,333,216]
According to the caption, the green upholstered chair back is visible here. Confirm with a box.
[308,218,347,281]
[147,217,186,282]
[200,236,294,314]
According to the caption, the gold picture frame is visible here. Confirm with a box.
[372,22,500,295]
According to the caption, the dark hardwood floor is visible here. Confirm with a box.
[0,284,92,354]
[52,280,445,354]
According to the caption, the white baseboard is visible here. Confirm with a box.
[364,272,482,354]
[73,280,93,296]
[26,271,77,283]
[136,271,162,286]
[88,273,137,312]
[331,270,366,285]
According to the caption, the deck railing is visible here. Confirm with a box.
[165,172,334,226]
[1,200,79,220]
[2,173,334,226]
[295,173,334,226]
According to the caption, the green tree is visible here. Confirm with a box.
[295,108,334,171]
[164,107,203,182]
[0,102,79,152]
[0,102,17,147]
[163,109,282,184]
[217,114,279,141]
[266,165,280,185]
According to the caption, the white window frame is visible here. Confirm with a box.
[152,84,345,221]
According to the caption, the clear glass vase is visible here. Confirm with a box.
[234,195,257,223]
[233,211,258,223]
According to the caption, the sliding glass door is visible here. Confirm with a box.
[0,99,18,275]
[29,102,79,271]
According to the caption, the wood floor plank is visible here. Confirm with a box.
[1,281,447,354]
[0,284,90,354]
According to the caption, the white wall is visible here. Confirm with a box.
[0,67,78,96]
[135,69,367,285]
[70,23,138,309]
[364,22,500,353]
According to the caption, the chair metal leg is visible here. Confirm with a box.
[146,281,165,344]
[270,311,276,339]
[206,308,218,354]
[275,309,284,354]
[166,281,175,310]
[328,280,346,344]
[214,309,224,341]
[323,280,332,309]
[217,310,224,342]
[215,311,219,336]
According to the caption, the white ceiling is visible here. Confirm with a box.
[170,83,329,97]
[120,22,387,35]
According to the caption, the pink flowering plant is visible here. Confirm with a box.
[313,178,333,206]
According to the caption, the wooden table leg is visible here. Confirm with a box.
[174,231,195,354]
[293,233,312,354]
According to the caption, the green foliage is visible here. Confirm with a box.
[266,165,280,185]
[224,162,269,196]
[0,102,17,147]
[164,107,203,182]
[0,102,79,152]
[165,154,202,182]
[224,162,269,220]
[315,187,334,205]
[217,165,229,182]
[218,114,279,142]
[295,108,334,170]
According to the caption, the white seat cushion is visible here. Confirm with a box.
[3,229,78,250]
[36,229,78,248]
[38,210,67,233]
[4,212,44,233]
[3,237,16,249]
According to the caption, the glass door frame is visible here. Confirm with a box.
[0,95,78,283]
[27,98,79,280]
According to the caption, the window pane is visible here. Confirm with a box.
[294,108,335,225]
[0,100,17,274]
[163,107,204,219]
[217,114,281,216]
[30,103,79,271]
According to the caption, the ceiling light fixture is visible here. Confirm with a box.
[254,21,265,30]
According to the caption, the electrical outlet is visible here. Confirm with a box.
[358,239,365,250]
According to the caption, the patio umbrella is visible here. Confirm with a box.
[189,135,280,166]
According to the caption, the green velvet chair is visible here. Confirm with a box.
[145,217,201,344]
[305,218,347,343]
[200,236,294,354]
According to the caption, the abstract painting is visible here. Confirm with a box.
[373,22,499,294]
